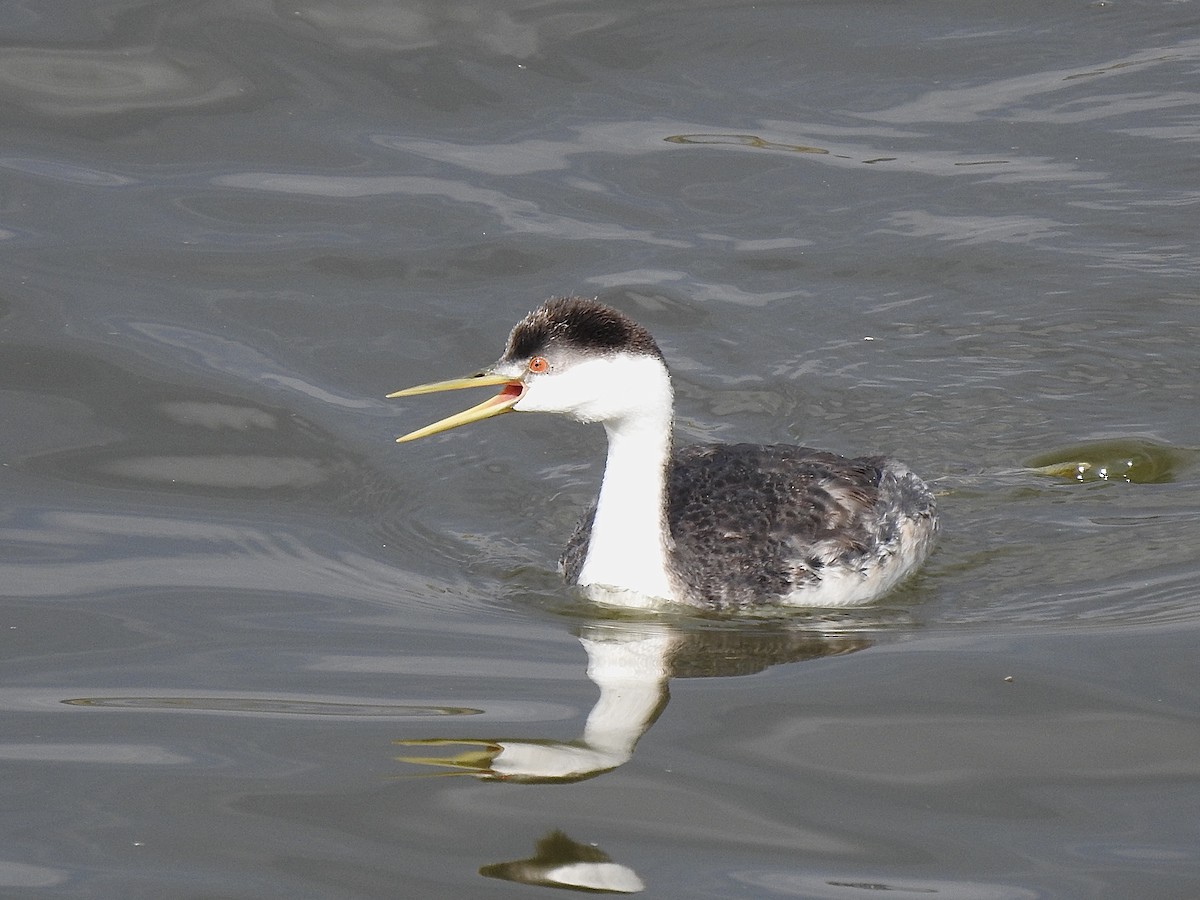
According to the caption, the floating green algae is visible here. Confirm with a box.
[1025,438,1196,484]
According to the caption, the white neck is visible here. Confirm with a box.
[483,627,672,780]
[580,627,671,753]
[576,376,676,604]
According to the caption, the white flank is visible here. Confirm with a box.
[782,515,934,607]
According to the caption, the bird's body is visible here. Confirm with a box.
[564,444,935,612]
[390,297,937,611]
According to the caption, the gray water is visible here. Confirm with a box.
[3,1,1200,897]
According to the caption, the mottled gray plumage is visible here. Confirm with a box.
[562,443,937,612]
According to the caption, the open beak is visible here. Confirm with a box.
[387,373,524,443]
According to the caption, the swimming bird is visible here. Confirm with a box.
[389,297,937,612]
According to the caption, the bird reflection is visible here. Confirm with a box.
[395,620,870,783]
[479,829,645,894]
[396,619,872,893]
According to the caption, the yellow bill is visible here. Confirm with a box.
[388,373,524,443]
[393,738,502,774]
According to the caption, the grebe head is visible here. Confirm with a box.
[389,297,672,442]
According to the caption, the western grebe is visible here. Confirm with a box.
[389,297,937,611]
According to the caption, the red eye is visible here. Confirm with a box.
[528,356,550,374]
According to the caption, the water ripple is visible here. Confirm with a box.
[0,46,250,117]
[63,696,481,717]
[213,171,691,246]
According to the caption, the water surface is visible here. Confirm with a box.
[2,1,1199,897]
